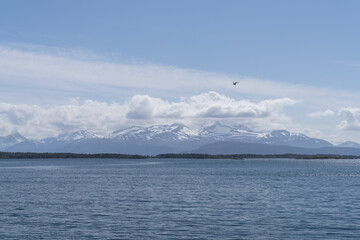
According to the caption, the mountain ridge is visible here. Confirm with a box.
[1,123,358,155]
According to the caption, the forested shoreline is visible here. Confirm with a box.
[1,151,360,159]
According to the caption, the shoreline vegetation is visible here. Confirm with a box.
[1,152,360,159]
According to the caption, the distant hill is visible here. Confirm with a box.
[337,141,360,148]
[186,141,360,156]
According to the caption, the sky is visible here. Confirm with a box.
[1,0,360,144]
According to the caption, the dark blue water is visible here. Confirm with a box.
[1,158,360,239]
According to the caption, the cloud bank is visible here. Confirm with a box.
[0,92,297,138]
[338,108,360,131]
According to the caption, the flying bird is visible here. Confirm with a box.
[233,82,239,85]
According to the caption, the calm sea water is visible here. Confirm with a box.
[1,158,360,239]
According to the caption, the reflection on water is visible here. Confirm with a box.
[1,158,360,239]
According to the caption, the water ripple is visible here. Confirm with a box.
[1,158,360,239]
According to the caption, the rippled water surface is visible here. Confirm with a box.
[1,158,360,239]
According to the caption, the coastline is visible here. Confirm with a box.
[1,151,360,160]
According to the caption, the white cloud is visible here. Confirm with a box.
[338,107,360,131]
[126,91,297,119]
[0,99,127,138]
[0,44,359,109]
[307,109,335,118]
[0,92,297,138]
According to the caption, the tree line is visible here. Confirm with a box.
[1,151,359,159]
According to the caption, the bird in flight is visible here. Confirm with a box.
[233,81,239,85]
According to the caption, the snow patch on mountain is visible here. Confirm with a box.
[56,130,99,142]
[108,123,200,142]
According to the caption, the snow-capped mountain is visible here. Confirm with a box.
[198,122,259,141]
[55,130,99,142]
[108,123,199,142]
[2,123,336,154]
[33,130,99,145]
[255,130,333,148]
[0,132,27,150]
[106,122,332,148]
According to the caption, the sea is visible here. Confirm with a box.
[1,158,360,239]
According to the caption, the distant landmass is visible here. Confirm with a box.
[1,151,359,160]
[1,123,360,155]
[186,141,360,155]
[336,141,360,148]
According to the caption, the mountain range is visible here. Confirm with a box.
[1,123,360,155]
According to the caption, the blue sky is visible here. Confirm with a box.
[1,0,360,143]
